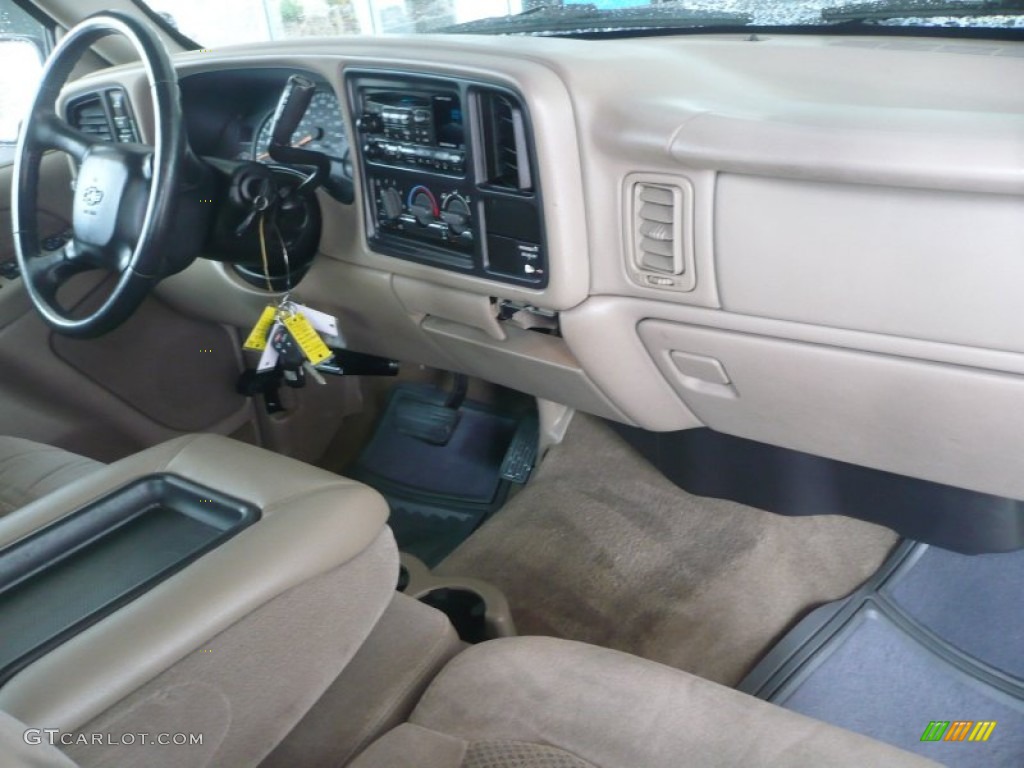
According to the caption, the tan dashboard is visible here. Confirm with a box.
[60,32,1024,499]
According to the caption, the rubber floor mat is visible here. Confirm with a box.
[740,541,1024,767]
[351,384,524,566]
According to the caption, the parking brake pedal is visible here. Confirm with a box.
[394,374,468,446]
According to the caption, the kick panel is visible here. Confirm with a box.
[348,71,548,287]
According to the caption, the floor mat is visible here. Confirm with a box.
[437,414,899,685]
[740,541,1024,766]
[350,384,525,567]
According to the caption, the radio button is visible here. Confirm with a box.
[358,113,383,133]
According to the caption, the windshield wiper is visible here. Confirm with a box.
[435,3,750,35]
[822,0,1024,22]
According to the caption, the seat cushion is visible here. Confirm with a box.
[260,592,463,768]
[0,437,102,517]
[350,636,939,768]
[0,710,77,767]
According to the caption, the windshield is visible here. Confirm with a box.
[136,0,1024,46]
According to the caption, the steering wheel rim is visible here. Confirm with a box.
[12,11,187,338]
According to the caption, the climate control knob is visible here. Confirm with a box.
[409,187,438,227]
[380,187,403,222]
[441,195,472,237]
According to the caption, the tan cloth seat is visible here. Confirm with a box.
[0,438,939,767]
[350,636,939,768]
[0,710,77,768]
[0,438,102,517]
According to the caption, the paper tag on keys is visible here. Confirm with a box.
[246,301,340,369]
[290,304,344,349]
[292,304,341,341]
[243,306,278,352]
[257,323,283,371]
[283,312,333,365]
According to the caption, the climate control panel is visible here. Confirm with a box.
[371,176,475,255]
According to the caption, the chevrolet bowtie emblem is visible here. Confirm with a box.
[83,187,104,206]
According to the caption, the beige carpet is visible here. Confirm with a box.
[437,414,899,686]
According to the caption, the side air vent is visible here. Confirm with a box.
[478,90,533,192]
[68,95,113,142]
[627,174,696,291]
[67,88,139,144]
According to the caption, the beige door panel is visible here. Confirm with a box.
[0,155,72,328]
[0,158,260,460]
[0,278,256,461]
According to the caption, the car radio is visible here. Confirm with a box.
[358,91,467,176]
[349,72,548,288]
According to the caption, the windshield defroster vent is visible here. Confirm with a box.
[626,174,696,292]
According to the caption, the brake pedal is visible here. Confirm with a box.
[394,401,463,446]
[394,374,469,446]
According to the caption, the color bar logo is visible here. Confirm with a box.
[920,721,997,742]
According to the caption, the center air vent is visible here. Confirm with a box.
[67,88,138,144]
[627,174,696,291]
[478,90,533,192]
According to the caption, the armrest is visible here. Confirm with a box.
[0,435,390,731]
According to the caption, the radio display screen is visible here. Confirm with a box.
[433,94,464,149]
[428,94,464,149]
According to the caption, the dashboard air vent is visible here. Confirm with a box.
[633,182,685,274]
[68,95,113,142]
[479,90,533,192]
[67,89,139,144]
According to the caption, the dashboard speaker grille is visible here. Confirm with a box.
[634,182,684,274]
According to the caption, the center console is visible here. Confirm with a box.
[0,433,396,760]
[0,474,258,687]
[348,72,548,288]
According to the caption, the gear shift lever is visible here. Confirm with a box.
[267,75,332,195]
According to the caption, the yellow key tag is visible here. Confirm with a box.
[283,312,333,365]
[243,305,278,351]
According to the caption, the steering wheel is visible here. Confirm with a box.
[12,11,205,338]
